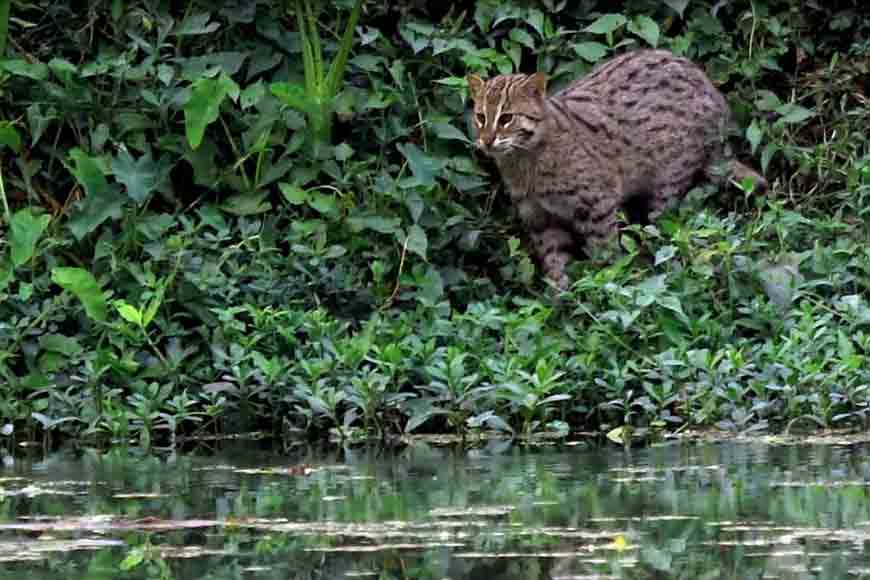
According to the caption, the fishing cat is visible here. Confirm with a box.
[467,49,767,289]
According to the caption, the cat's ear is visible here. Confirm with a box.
[466,74,485,101]
[521,72,548,98]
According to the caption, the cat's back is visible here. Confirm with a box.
[553,49,728,123]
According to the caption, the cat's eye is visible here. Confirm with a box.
[498,114,515,127]
[475,113,486,126]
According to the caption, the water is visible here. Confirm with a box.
[1,439,870,579]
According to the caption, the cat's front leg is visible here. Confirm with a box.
[529,227,574,290]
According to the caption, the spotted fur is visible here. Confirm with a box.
[467,49,767,289]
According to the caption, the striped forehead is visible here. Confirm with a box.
[479,75,526,122]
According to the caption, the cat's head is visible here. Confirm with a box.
[466,72,548,158]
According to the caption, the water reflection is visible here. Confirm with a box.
[0,439,869,579]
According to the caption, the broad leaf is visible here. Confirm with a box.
[396,142,444,189]
[270,82,320,114]
[405,224,428,260]
[52,267,108,322]
[664,0,690,18]
[111,149,169,204]
[628,15,660,47]
[65,149,124,239]
[220,192,271,215]
[185,73,239,150]
[0,122,22,153]
[10,208,51,267]
[584,14,627,35]
[573,41,609,63]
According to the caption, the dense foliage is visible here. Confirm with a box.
[2,0,870,448]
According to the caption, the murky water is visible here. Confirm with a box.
[1,439,870,579]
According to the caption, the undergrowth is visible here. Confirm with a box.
[2,0,870,449]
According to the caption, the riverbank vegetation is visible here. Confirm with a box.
[2,0,870,449]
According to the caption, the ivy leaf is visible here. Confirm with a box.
[628,15,660,48]
[65,148,125,239]
[573,41,609,63]
[584,14,627,35]
[184,73,239,150]
[396,142,444,189]
[52,267,108,322]
[111,149,168,204]
[10,208,51,268]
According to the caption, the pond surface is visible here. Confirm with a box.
[1,438,870,579]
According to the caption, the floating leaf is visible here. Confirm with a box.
[52,267,108,322]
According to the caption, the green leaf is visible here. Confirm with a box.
[111,149,168,204]
[746,121,763,154]
[347,215,401,234]
[270,82,319,114]
[628,15,660,48]
[0,58,49,80]
[396,142,444,189]
[52,267,108,322]
[240,80,265,109]
[308,192,339,218]
[654,245,677,266]
[68,185,125,240]
[220,192,271,215]
[0,122,21,153]
[40,334,83,357]
[120,548,145,571]
[65,149,125,239]
[174,12,220,35]
[776,104,815,125]
[573,41,609,63]
[114,300,143,326]
[584,14,627,35]
[509,28,535,49]
[184,73,239,150]
[66,148,109,197]
[278,182,309,205]
[664,0,690,18]
[406,225,428,260]
[9,208,51,268]
[431,122,470,143]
